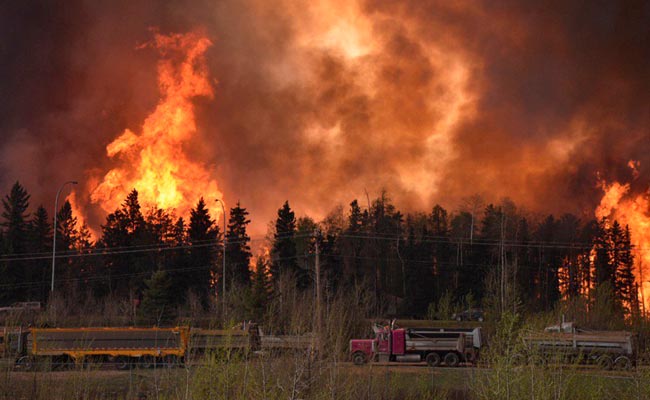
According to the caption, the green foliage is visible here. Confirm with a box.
[138,270,175,325]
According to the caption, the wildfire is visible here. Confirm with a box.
[89,31,223,220]
[595,162,650,311]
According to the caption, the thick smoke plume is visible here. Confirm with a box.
[1,0,649,235]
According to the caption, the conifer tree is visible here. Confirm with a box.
[368,192,402,298]
[138,270,175,325]
[295,216,317,289]
[225,202,252,288]
[430,204,451,297]
[1,181,31,302]
[28,205,51,301]
[188,198,219,305]
[270,201,301,287]
[616,225,637,315]
[56,200,78,252]
[247,257,270,321]
[341,200,366,287]
[167,217,189,301]
[534,215,561,310]
[99,189,147,296]
[56,200,87,294]
[593,218,613,287]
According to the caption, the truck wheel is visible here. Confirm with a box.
[55,356,74,371]
[614,356,631,371]
[16,356,34,372]
[352,352,367,366]
[444,352,460,367]
[115,357,132,371]
[596,355,613,371]
[137,356,154,369]
[426,352,441,367]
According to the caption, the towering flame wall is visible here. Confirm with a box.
[89,31,223,219]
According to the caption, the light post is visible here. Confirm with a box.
[215,199,227,319]
[51,180,78,293]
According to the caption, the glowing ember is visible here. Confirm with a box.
[90,31,223,219]
[595,162,650,312]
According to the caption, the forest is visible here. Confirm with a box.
[0,181,641,328]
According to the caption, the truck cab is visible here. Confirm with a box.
[350,324,390,365]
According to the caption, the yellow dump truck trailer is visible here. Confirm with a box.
[21,326,189,370]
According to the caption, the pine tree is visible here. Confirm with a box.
[295,216,317,290]
[593,217,613,287]
[616,225,637,316]
[142,207,177,277]
[340,200,366,287]
[247,257,270,321]
[225,202,252,288]
[99,189,147,296]
[138,270,175,325]
[56,200,78,252]
[123,189,145,235]
[167,217,189,301]
[270,201,301,288]
[28,205,51,301]
[430,205,451,298]
[403,219,435,316]
[530,215,562,310]
[55,200,83,294]
[551,214,581,301]
[368,192,402,299]
[1,182,31,302]
[188,198,220,305]
[348,200,364,233]
[1,182,30,254]
[450,211,474,299]
[579,219,600,297]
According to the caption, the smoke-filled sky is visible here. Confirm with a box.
[1,0,649,235]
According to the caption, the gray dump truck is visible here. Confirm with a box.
[515,322,637,370]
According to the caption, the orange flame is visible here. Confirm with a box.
[595,162,650,312]
[66,191,92,237]
[90,31,223,220]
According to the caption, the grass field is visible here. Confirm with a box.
[2,359,649,400]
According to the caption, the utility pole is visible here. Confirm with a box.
[310,228,323,359]
[216,199,227,323]
[314,229,322,335]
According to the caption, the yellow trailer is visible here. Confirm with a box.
[25,326,189,370]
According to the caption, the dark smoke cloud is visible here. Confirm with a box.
[1,0,649,235]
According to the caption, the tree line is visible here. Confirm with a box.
[0,182,642,325]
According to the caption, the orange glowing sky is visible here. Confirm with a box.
[0,0,648,240]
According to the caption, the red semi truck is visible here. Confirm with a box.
[350,323,482,367]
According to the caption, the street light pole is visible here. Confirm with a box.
[51,180,78,293]
[215,199,227,319]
